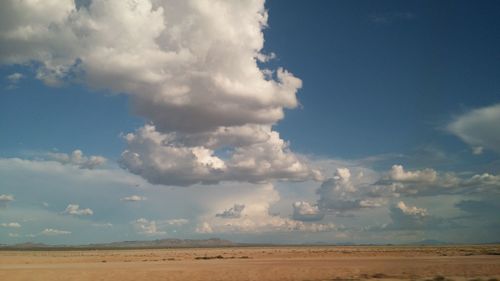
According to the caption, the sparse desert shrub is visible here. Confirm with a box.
[425,276,454,281]
[330,278,359,281]
[195,255,226,260]
[371,273,387,278]
[485,252,500,255]
[468,277,500,281]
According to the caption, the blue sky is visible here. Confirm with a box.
[266,0,500,162]
[0,0,499,245]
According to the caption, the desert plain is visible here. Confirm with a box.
[1,245,500,281]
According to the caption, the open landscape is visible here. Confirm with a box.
[2,1,500,281]
[1,245,500,281]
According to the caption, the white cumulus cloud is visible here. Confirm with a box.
[120,125,319,186]
[377,201,454,231]
[396,201,428,217]
[63,204,93,216]
[0,194,14,202]
[46,150,106,169]
[389,165,437,183]
[0,194,14,208]
[197,184,336,233]
[132,218,166,236]
[292,201,324,222]
[1,222,21,228]
[316,168,383,212]
[373,165,500,197]
[0,0,317,187]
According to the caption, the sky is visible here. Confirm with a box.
[0,0,499,245]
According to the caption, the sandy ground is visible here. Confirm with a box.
[1,245,500,281]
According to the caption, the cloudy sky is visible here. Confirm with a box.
[1,0,499,245]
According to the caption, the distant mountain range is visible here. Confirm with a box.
[410,239,448,245]
[0,238,238,250]
[94,238,237,248]
[3,238,495,250]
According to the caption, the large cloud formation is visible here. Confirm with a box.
[374,201,459,231]
[373,165,500,197]
[0,0,319,186]
[303,165,500,220]
[387,201,429,230]
[197,184,336,233]
[316,168,384,213]
[121,125,319,185]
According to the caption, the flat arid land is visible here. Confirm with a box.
[1,245,500,281]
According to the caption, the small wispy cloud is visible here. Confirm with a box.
[164,218,189,226]
[92,222,113,228]
[120,195,147,202]
[41,228,71,236]
[448,103,500,154]
[5,72,24,89]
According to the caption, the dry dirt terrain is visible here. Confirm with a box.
[1,245,500,281]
